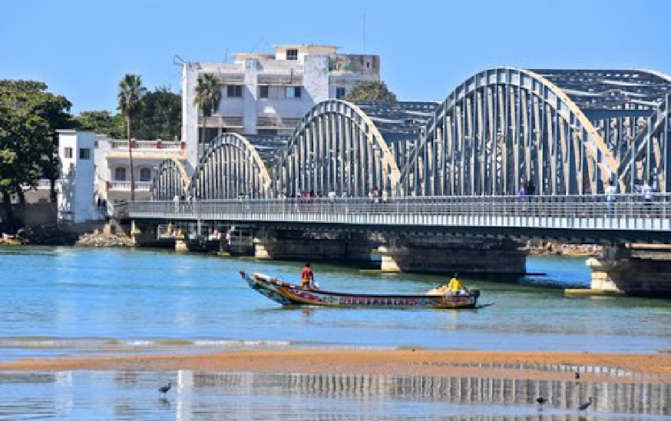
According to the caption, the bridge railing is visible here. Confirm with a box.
[122,193,671,221]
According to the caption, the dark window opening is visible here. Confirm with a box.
[227,85,243,98]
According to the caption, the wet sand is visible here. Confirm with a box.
[1,350,670,384]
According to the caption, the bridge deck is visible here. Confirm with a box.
[122,195,671,243]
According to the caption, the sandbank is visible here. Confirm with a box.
[1,350,670,384]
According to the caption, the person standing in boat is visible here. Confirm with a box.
[300,263,316,289]
[447,273,468,295]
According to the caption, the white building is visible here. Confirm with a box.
[40,131,187,225]
[56,130,98,223]
[181,44,380,171]
[93,136,186,204]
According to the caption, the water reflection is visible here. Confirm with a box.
[0,370,668,420]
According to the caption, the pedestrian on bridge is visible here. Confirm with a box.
[605,180,617,217]
[642,180,655,216]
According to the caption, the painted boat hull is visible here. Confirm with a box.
[240,271,479,309]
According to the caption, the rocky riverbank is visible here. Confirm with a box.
[76,224,133,247]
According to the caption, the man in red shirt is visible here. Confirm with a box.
[300,263,315,289]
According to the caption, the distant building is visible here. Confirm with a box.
[181,44,380,171]
[56,130,98,223]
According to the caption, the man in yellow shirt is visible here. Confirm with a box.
[447,273,465,294]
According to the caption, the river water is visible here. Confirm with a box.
[0,245,669,420]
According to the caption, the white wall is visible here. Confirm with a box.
[57,130,97,224]
[182,62,200,173]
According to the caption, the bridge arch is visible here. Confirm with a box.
[190,133,272,199]
[399,67,619,196]
[151,158,189,200]
[274,100,401,197]
[618,93,671,192]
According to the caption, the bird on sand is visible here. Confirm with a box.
[578,397,593,411]
[536,396,548,405]
[158,382,172,396]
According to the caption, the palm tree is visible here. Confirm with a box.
[193,73,222,158]
[118,74,146,201]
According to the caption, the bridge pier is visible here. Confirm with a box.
[585,245,671,297]
[254,230,376,263]
[377,236,526,274]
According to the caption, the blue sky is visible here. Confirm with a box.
[2,0,668,114]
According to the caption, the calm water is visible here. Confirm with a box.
[0,245,670,420]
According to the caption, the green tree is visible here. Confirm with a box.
[74,110,124,138]
[0,80,73,202]
[0,80,74,203]
[133,87,181,140]
[0,99,52,228]
[194,73,221,155]
[343,80,397,101]
[117,74,146,201]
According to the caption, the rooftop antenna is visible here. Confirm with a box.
[362,13,366,53]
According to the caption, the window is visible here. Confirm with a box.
[64,147,73,159]
[259,85,269,98]
[227,85,243,98]
[140,168,152,182]
[286,49,298,61]
[79,148,90,160]
[115,167,126,181]
[285,86,301,99]
[336,87,346,99]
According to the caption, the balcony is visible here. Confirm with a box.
[108,139,184,151]
[108,181,152,191]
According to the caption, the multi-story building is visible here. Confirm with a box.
[181,44,380,171]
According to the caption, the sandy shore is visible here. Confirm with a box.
[2,350,670,383]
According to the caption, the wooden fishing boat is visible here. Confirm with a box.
[240,271,480,309]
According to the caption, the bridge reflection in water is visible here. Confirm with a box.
[1,367,667,419]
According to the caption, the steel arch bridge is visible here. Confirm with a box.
[151,158,189,200]
[152,67,671,200]
[190,133,273,199]
[274,100,402,197]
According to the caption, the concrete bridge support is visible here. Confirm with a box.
[586,245,671,297]
[376,236,526,275]
[254,230,377,263]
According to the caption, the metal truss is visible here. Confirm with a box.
[399,67,623,196]
[618,93,671,192]
[190,133,273,199]
[150,158,189,200]
[156,69,671,200]
[274,100,401,198]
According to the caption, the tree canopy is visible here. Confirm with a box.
[75,87,180,140]
[0,80,73,206]
[133,87,181,140]
[74,110,124,138]
[118,74,146,201]
[343,80,397,101]
[194,73,221,118]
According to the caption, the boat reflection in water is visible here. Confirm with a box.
[0,368,668,420]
